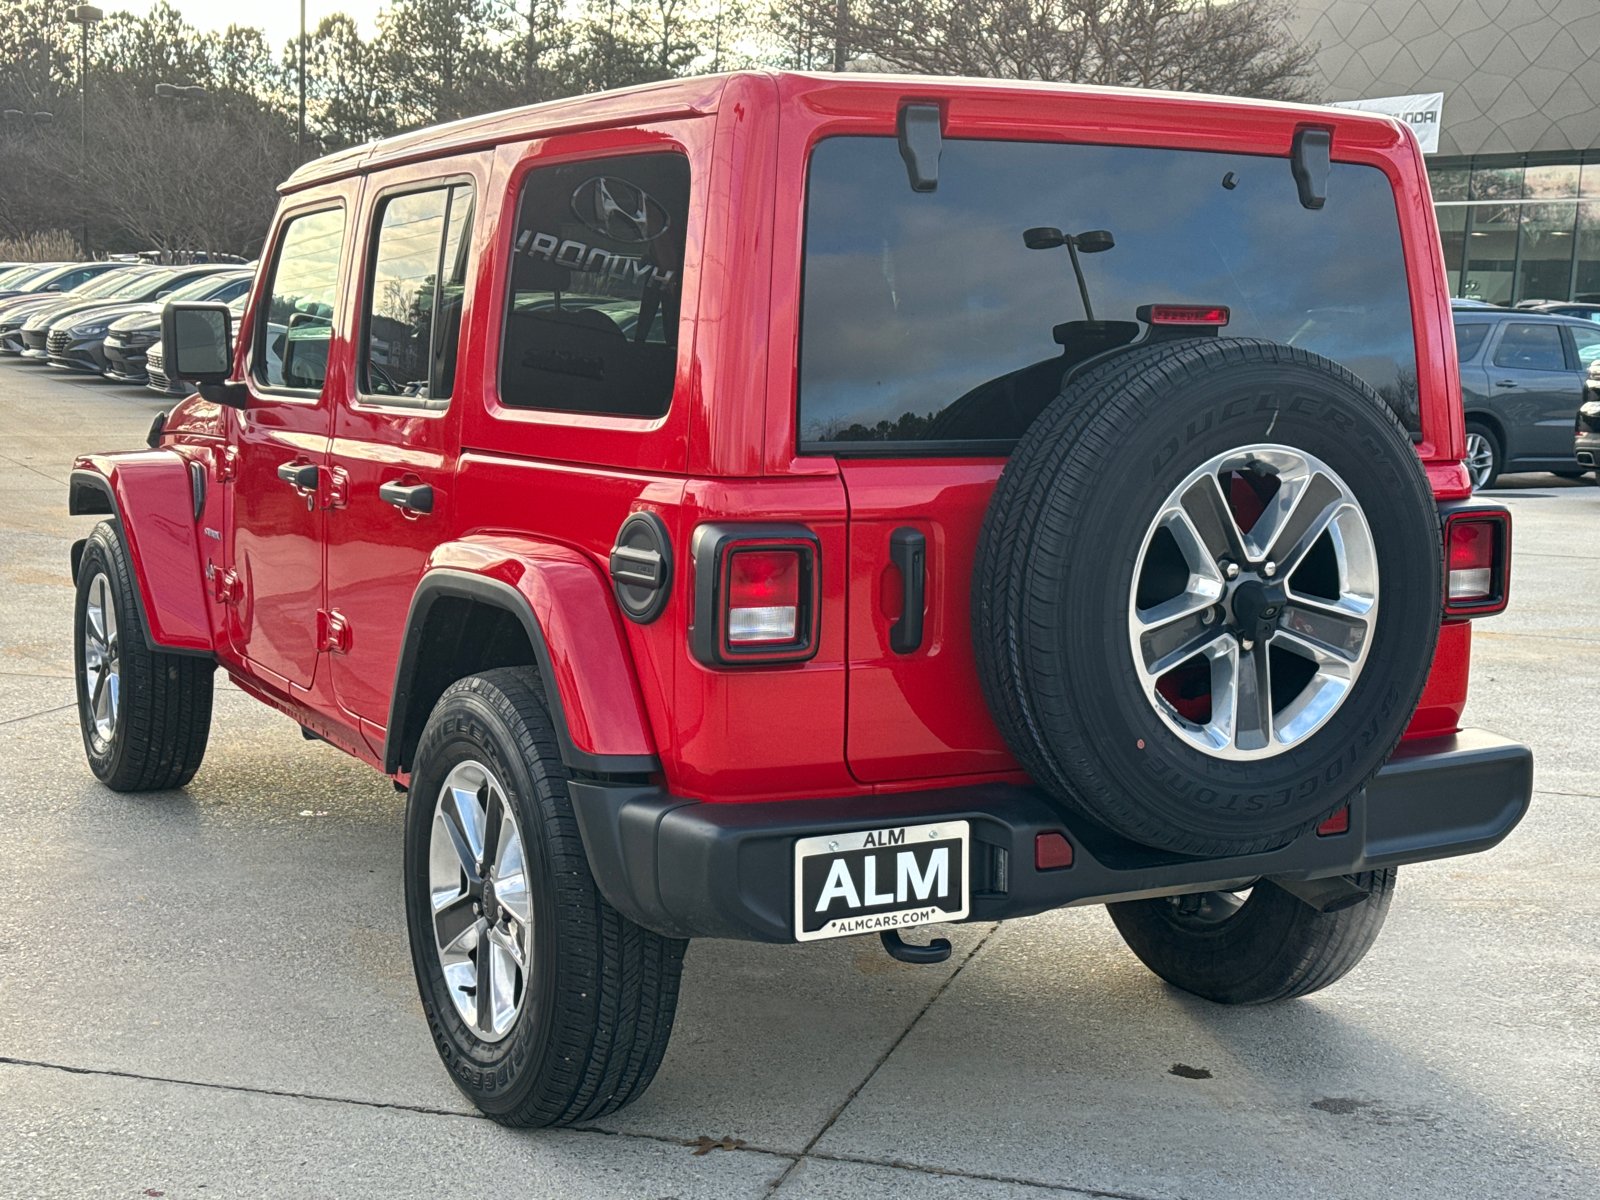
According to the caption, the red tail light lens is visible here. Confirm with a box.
[1441,506,1510,618]
[689,524,821,666]
[1447,521,1493,601]
[727,550,801,643]
[1145,305,1230,326]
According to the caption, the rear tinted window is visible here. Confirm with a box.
[799,138,1419,452]
[1492,322,1565,371]
[499,152,688,418]
[1454,322,1491,361]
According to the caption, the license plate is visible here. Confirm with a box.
[794,820,969,942]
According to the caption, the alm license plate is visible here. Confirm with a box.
[794,821,969,942]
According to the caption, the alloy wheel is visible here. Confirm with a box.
[1463,432,1495,490]
[82,571,120,750]
[428,760,534,1043]
[1127,444,1379,760]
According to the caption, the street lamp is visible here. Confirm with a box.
[69,4,103,257]
[155,84,208,101]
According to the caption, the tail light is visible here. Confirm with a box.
[1440,504,1510,618]
[690,524,820,665]
[1137,304,1230,327]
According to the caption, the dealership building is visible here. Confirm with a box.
[1290,0,1600,303]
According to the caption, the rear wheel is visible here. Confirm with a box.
[404,667,685,1126]
[1107,870,1396,1003]
[1464,422,1501,490]
[74,522,213,791]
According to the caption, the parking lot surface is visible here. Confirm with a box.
[0,365,1595,1199]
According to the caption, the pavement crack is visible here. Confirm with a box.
[763,924,999,1195]
[0,703,75,727]
[808,1150,1176,1198]
[0,1055,485,1120]
[0,450,70,487]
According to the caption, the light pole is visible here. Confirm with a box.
[298,0,307,148]
[69,4,103,257]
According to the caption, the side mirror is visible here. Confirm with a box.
[162,300,246,409]
[46,283,62,291]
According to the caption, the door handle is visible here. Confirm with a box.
[379,480,434,514]
[1494,379,1518,388]
[277,461,318,489]
[889,527,926,655]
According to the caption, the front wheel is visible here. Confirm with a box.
[404,667,685,1126]
[1106,869,1395,1004]
[74,522,213,791]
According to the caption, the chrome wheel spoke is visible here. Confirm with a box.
[434,892,479,953]
[1139,609,1229,678]
[1277,601,1368,666]
[1179,474,1248,565]
[81,572,121,745]
[1232,642,1273,751]
[1262,473,1344,576]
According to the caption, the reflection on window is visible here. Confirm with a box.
[1463,203,1518,304]
[799,137,1419,449]
[499,152,688,417]
[1517,203,1579,303]
[1492,323,1564,372]
[362,183,474,404]
[258,207,344,391]
[1578,201,1600,304]
[1454,322,1490,361]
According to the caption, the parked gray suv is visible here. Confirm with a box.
[1455,302,1600,488]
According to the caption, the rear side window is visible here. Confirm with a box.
[499,152,689,418]
[1568,322,1600,368]
[799,138,1420,452]
[362,183,475,405]
[1492,322,1565,372]
[256,207,345,392]
[1454,322,1491,361]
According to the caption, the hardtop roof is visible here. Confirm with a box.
[279,70,1411,194]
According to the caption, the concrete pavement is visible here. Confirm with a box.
[0,363,1594,1198]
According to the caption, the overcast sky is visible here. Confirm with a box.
[105,0,386,47]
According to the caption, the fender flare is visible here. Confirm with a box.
[385,543,660,777]
[68,452,214,657]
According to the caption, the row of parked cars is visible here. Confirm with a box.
[0,259,254,397]
[1451,297,1600,489]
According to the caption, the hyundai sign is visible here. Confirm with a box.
[1329,92,1445,154]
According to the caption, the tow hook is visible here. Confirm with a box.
[880,928,952,965]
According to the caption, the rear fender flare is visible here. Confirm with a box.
[385,539,660,777]
[68,452,214,656]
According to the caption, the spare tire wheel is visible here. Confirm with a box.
[973,339,1442,857]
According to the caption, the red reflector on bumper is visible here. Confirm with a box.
[1035,832,1074,870]
[1316,807,1350,836]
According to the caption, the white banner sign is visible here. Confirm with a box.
[1329,93,1445,154]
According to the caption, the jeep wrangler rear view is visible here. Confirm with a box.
[68,73,1532,1126]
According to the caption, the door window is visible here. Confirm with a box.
[361,183,475,405]
[499,152,689,417]
[1567,323,1600,370]
[1492,322,1566,371]
[1454,322,1491,361]
[256,207,345,393]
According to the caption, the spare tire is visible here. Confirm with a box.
[973,339,1441,857]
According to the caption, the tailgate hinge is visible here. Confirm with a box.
[317,608,351,654]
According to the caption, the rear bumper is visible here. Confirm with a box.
[571,729,1532,942]
[1574,432,1600,467]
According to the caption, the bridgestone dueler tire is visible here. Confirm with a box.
[404,667,685,1127]
[973,340,1442,857]
[1107,869,1397,1004]
[74,522,213,791]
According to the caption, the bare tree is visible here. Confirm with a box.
[767,0,1317,100]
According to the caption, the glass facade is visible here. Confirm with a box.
[1433,155,1600,304]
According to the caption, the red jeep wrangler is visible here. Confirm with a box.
[69,73,1532,1127]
